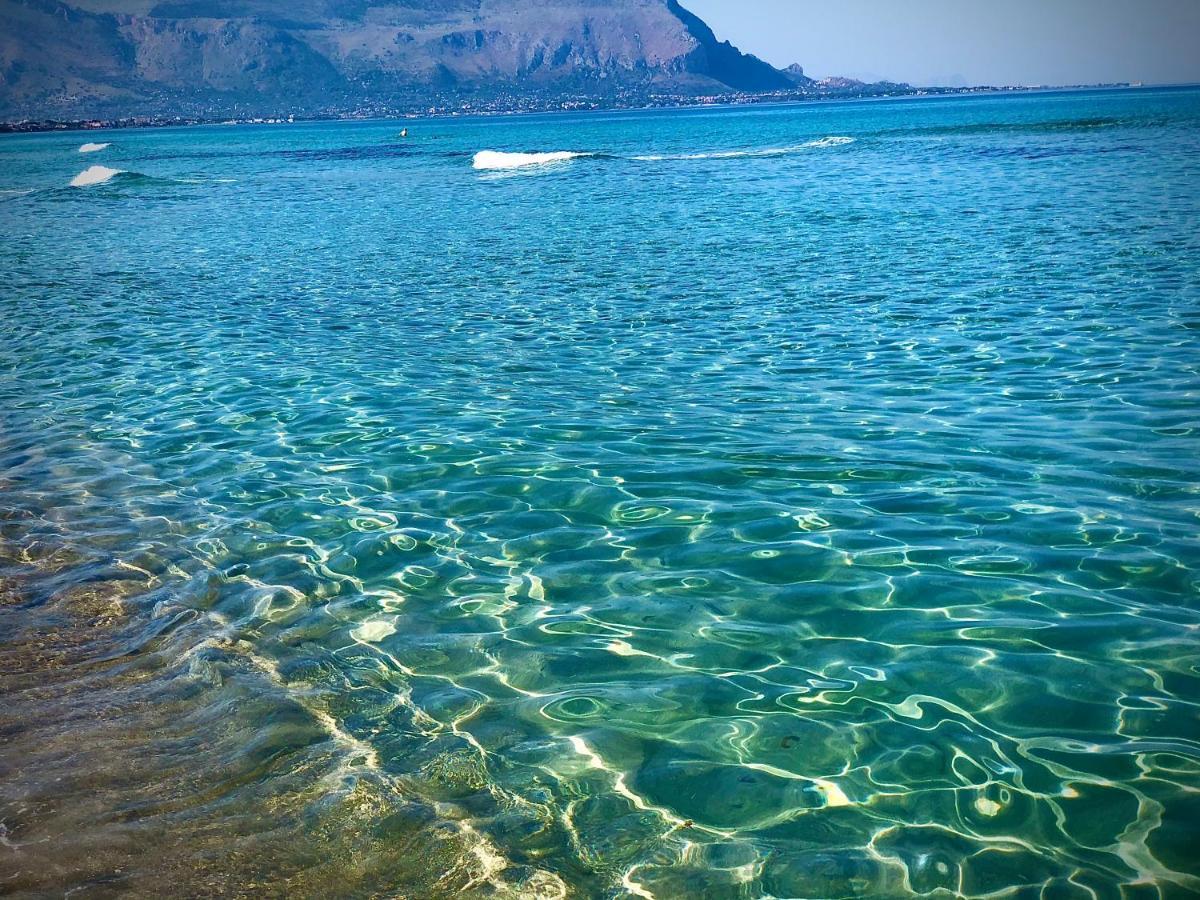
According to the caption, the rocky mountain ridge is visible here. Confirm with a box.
[0,0,813,119]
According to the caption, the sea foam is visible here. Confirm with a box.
[70,165,122,187]
[632,136,854,161]
[804,136,855,148]
[78,142,111,153]
[473,150,588,170]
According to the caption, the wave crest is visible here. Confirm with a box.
[472,150,588,170]
[805,136,855,148]
[78,142,111,154]
[70,165,123,187]
[633,136,854,161]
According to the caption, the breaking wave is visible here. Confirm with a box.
[78,142,111,153]
[70,165,123,187]
[472,150,590,170]
[632,136,854,161]
[472,138,852,171]
[802,135,856,148]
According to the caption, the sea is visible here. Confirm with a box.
[1,87,1198,898]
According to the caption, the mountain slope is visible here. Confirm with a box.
[0,0,800,119]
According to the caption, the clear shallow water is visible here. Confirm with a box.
[2,88,1200,898]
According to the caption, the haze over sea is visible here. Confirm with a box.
[2,87,1199,898]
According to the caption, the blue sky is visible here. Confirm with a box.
[684,0,1200,87]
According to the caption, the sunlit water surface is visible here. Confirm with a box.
[2,88,1199,898]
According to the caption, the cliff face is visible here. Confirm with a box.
[0,0,796,118]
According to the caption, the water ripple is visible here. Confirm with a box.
[1,87,1199,896]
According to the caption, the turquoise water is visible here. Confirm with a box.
[2,88,1199,898]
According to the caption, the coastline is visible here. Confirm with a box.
[0,81,1149,136]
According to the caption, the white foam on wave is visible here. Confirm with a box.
[78,142,110,153]
[632,135,854,161]
[472,150,588,170]
[70,165,122,187]
[807,135,856,148]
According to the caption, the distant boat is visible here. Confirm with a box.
[399,128,408,138]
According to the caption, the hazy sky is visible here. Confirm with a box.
[683,0,1200,87]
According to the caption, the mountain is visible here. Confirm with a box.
[781,63,808,84]
[0,0,806,120]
